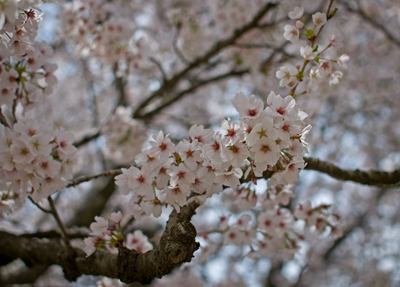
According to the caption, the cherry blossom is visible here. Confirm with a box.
[312,12,327,27]
[288,7,304,20]
[283,25,299,43]
[231,92,264,119]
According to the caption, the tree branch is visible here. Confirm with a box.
[67,169,123,188]
[173,23,190,64]
[65,156,400,190]
[0,202,200,284]
[133,2,278,118]
[339,0,400,49]
[0,107,10,128]
[19,229,89,239]
[73,131,101,148]
[303,157,400,187]
[140,68,249,121]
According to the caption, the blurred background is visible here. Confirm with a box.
[1,0,400,286]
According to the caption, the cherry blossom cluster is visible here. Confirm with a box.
[114,91,310,221]
[102,106,147,164]
[84,211,153,257]
[278,7,350,96]
[61,0,140,64]
[0,1,58,111]
[200,185,342,260]
[0,121,77,213]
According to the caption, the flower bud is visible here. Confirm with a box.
[296,20,304,29]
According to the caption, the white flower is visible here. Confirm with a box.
[232,92,264,119]
[10,139,34,164]
[258,210,275,231]
[0,127,15,152]
[288,7,304,19]
[126,230,153,253]
[176,139,202,171]
[317,60,332,77]
[266,92,296,120]
[202,132,224,167]
[84,237,96,257]
[223,227,244,246]
[312,12,327,26]
[237,214,252,228]
[329,30,343,48]
[220,142,249,168]
[149,131,175,161]
[54,129,77,160]
[135,146,162,172]
[300,45,317,60]
[1,69,19,90]
[90,216,109,236]
[309,66,323,83]
[247,117,277,147]
[155,159,173,189]
[168,163,195,190]
[338,54,350,69]
[283,25,299,43]
[110,211,122,224]
[250,137,280,165]
[221,119,244,146]
[280,157,306,184]
[189,124,214,146]
[162,185,188,212]
[126,166,154,196]
[329,71,343,86]
[296,20,304,29]
[275,66,298,87]
[27,135,52,156]
[214,168,242,189]
[294,200,318,225]
[142,197,162,218]
[35,156,62,178]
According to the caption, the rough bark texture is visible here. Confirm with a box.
[0,202,199,284]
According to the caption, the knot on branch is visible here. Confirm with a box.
[163,221,199,264]
[117,217,199,285]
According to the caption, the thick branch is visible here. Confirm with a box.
[20,229,89,239]
[0,202,200,284]
[66,156,400,190]
[304,157,400,187]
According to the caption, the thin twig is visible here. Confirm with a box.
[149,57,167,82]
[73,130,101,148]
[133,2,278,118]
[173,23,190,64]
[48,196,72,249]
[28,196,52,213]
[67,169,123,187]
[139,68,249,120]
